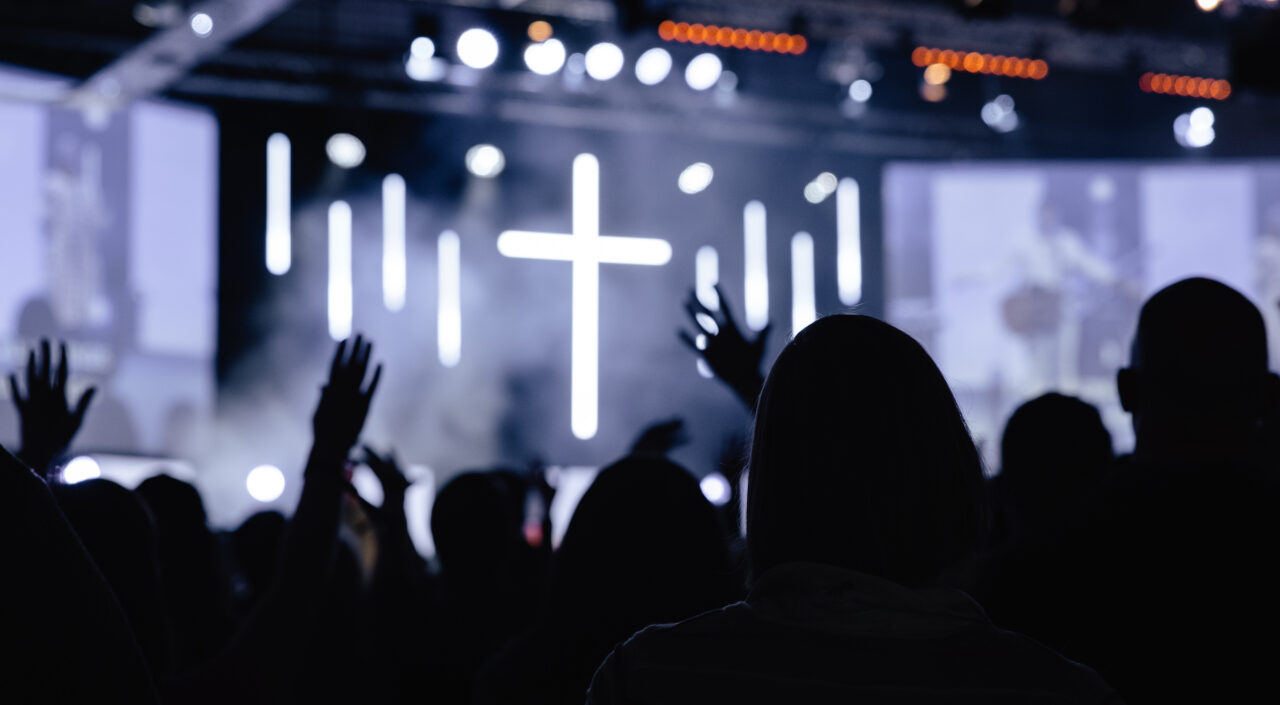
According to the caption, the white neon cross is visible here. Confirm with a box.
[497,153,672,440]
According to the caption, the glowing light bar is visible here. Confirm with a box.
[911,47,1048,80]
[328,201,353,341]
[382,174,406,312]
[743,200,769,331]
[791,232,816,336]
[1140,72,1231,100]
[438,230,461,368]
[695,245,719,311]
[836,178,862,306]
[658,21,807,54]
[265,133,291,275]
[498,153,672,440]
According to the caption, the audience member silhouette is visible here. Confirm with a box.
[136,474,236,672]
[423,469,540,703]
[589,315,1118,704]
[478,455,737,705]
[977,393,1115,649]
[230,509,287,617]
[1061,277,1280,703]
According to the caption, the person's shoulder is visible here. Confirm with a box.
[619,600,753,652]
[980,625,1118,699]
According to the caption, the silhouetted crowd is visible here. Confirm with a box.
[4,275,1278,704]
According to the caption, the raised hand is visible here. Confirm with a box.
[8,340,96,478]
[679,284,770,410]
[311,335,382,463]
[630,417,689,457]
[355,445,411,522]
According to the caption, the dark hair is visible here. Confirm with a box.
[746,315,986,588]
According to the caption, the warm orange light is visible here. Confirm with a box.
[914,46,1047,79]
[660,21,807,54]
[1030,60,1049,79]
[528,20,553,42]
[1142,72,1231,100]
[963,52,983,72]
[912,47,930,67]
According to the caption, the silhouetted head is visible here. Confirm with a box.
[747,315,986,589]
[137,473,209,530]
[431,471,525,580]
[231,510,286,602]
[52,478,170,674]
[551,456,732,623]
[1000,393,1113,525]
[1118,278,1279,462]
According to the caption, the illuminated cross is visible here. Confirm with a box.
[497,153,672,440]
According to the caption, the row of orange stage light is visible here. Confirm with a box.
[911,47,1049,80]
[1140,72,1232,100]
[658,21,808,55]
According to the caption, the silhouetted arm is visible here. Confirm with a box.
[161,337,381,703]
[358,445,427,596]
[0,445,158,704]
[7,340,95,478]
[679,285,770,411]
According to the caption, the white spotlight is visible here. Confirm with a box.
[836,178,862,306]
[466,144,505,178]
[848,79,873,103]
[685,53,723,91]
[1196,0,1223,10]
[265,133,291,275]
[457,28,499,69]
[791,232,817,336]
[524,38,567,75]
[981,95,1019,133]
[62,456,101,484]
[1175,109,1215,149]
[678,162,714,194]
[700,472,731,506]
[189,12,213,37]
[246,465,286,502]
[438,230,462,368]
[382,174,407,312]
[325,133,365,169]
[585,42,625,81]
[328,201,353,341]
[743,200,769,331]
[635,47,673,85]
[411,37,436,60]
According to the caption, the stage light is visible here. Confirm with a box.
[328,201,353,341]
[466,144,505,178]
[382,175,406,312]
[265,133,291,275]
[189,12,213,37]
[325,133,365,169]
[1196,0,1223,10]
[247,465,286,502]
[659,21,807,54]
[924,63,952,85]
[1141,72,1231,100]
[406,55,448,82]
[913,47,1047,80]
[1174,109,1215,148]
[678,162,714,194]
[921,83,948,102]
[497,154,673,440]
[528,20,552,42]
[700,472,731,506]
[438,230,461,368]
[743,200,769,331]
[848,79,873,103]
[791,232,817,336]
[837,178,862,305]
[411,37,435,60]
[524,38,566,75]
[815,172,837,194]
[62,456,101,484]
[585,42,624,80]
[803,182,826,204]
[635,47,673,85]
[696,245,720,311]
[457,28,499,69]
[685,53,722,91]
[981,94,1019,133]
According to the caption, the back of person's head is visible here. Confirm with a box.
[52,478,171,674]
[1001,393,1113,498]
[431,470,524,580]
[747,315,985,589]
[231,510,286,608]
[551,456,732,623]
[1119,277,1278,459]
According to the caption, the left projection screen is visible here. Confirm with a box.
[0,65,217,458]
